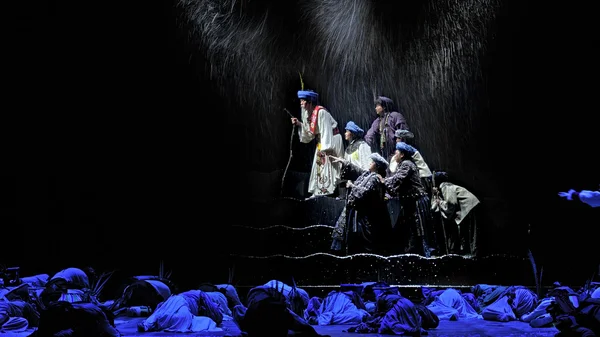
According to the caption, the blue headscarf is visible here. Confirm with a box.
[298,90,319,101]
[344,121,364,137]
[396,142,416,156]
[370,153,389,170]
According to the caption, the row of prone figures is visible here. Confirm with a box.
[2,266,599,336]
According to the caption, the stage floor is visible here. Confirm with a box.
[111,316,559,337]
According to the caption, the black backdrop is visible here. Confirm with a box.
[1,0,597,285]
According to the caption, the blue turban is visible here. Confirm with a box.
[298,90,319,100]
[395,129,414,139]
[396,142,416,156]
[370,153,389,170]
[344,121,364,137]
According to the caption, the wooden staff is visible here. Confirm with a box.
[433,171,449,255]
[281,108,296,196]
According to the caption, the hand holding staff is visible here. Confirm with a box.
[284,108,302,126]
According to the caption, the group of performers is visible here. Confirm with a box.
[290,90,480,257]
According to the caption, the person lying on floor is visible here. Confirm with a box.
[592,285,600,299]
[41,267,93,305]
[137,288,223,333]
[264,280,310,317]
[108,276,172,312]
[233,285,330,337]
[303,281,397,324]
[475,285,537,322]
[546,285,600,337]
[302,286,370,326]
[197,283,235,318]
[346,287,438,335]
[421,288,481,320]
[519,283,580,329]
[29,301,119,337]
[214,283,243,310]
[19,274,49,288]
[0,284,40,333]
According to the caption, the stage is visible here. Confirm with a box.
[110,316,558,337]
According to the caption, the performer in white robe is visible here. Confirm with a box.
[342,121,372,170]
[331,121,373,252]
[389,130,432,182]
[291,90,344,196]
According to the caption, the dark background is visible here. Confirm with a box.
[1,0,597,287]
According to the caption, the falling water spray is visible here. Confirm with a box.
[177,0,500,172]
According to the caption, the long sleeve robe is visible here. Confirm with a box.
[384,160,426,199]
[431,182,480,254]
[298,106,344,196]
[365,111,409,160]
[431,182,480,225]
[384,159,434,255]
[344,139,372,171]
[331,140,373,251]
[342,163,392,254]
[389,150,432,178]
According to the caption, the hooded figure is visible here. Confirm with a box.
[365,96,409,160]
[291,90,344,196]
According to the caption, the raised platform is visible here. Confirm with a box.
[227,252,536,287]
[225,187,543,307]
[228,196,536,287]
